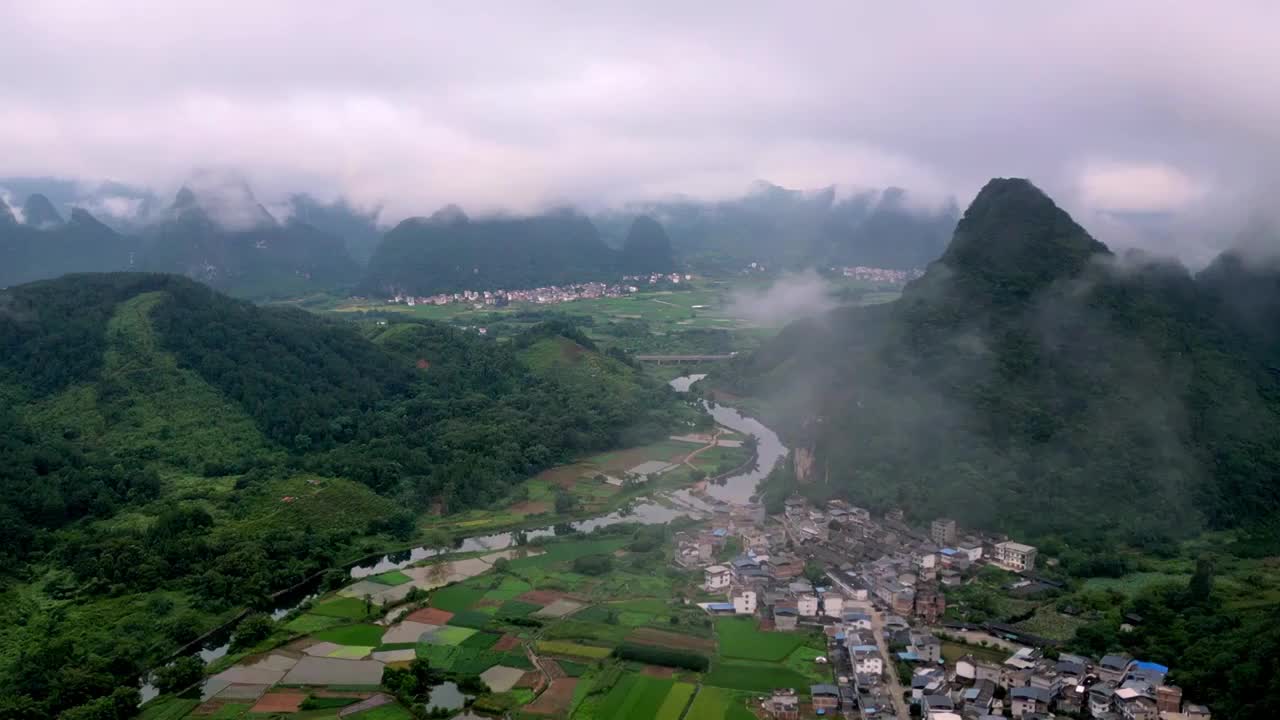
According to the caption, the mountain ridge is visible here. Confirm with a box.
[721,177,1280,543]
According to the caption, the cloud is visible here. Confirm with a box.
[1076,163,1206,213]
[0,189,25,223]
[727,270,838,327]
[0,0,1277,260]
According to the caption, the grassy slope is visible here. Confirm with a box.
[25,292,276,468]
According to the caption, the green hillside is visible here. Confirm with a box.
[0,273,689,719]
[725,179,1280,544]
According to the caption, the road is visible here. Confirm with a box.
[867,604,911,720]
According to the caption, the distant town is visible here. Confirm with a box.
[385,273,693,308]
[674,492,1209,720]
[837,266,925,284]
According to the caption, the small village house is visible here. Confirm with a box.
[991,541,1038,572]
[1009,687,1051,718]
[704,564,731,591]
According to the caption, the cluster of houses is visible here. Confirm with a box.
[675,495,1213,720]
[386,280,640,308]
[836,266,925,284]
[926,648,1211,720]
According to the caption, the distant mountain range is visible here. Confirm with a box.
[594,181,959,273]
[360,210,675,295]
[2,174,961,295]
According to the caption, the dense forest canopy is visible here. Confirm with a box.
[0,272,688,718]
[723,178,1280,545]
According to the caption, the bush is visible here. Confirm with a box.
[232,613,275,649]
[153,655,204,694]
[572,554,614,576]
[613,643,709,671]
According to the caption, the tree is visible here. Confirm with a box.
[803,561,827,587]
[1188,554,1215,603]
[492,557,511,574]
[555,490,579,515]
[572,554,614,576]
[232,613,275,650]
[422,528,453,555]
[154,655,205,694]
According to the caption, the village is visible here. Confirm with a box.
[673,495,1213,720]
[385,273,693,308]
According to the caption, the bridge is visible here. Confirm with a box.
[633,353,736,365]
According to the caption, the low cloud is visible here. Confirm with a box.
[0,188,25,223]
[727,270,838,327]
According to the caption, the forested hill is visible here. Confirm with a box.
[722,177,1280,545]
[360,210,675,295]
[0,272,686,718]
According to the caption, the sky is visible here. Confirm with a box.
[1,2,1277,260]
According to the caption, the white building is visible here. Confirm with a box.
[822,595,844,618]
[704,565,731,590]
[733,590,757,615]
[797,593,819,617]
[852,647,883,676]
[993,541,1038,572]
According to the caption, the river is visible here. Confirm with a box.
[140,373,786,703]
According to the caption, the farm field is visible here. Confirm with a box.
[684,686,757,720]
[140,519,836,720]
[714,617,808,661]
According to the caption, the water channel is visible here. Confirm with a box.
[140,373,787,704]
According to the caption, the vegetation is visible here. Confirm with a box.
[732,178,1280,547]
[614,643,709,671]
[0,273,693,719]
[714,617,807,662]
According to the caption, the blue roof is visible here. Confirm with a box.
[897,651,919,661]
[705,602,734,610]
[834,633,845,641]
[940,547,957,555]
[712,528,728,536]
[851,644,878,652]
[1133,660,1170,673]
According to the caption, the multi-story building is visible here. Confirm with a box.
[931,518,957,546]
[992,541,1038,572]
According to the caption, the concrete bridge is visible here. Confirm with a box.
[633,353,736,365]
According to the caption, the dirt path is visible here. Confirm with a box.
[869,607,910,720]
[681,428,723,469]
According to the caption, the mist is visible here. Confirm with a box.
[2,2,1280,268]
[726,270,839,327]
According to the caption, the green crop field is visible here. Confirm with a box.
[309,597,373,619]
[284,613,345,634]
[536,640,614,659]
[138,696,200,720]
[347,704,414,719]
[714,617,805,661]
[598,674,686,720]
[685,687,735,720]
[425,625,477,645]
[312,623,386,646]
[369,570,411,586]
[703,662,811,692]
[429,582,488,612]
[657,682,696,720]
